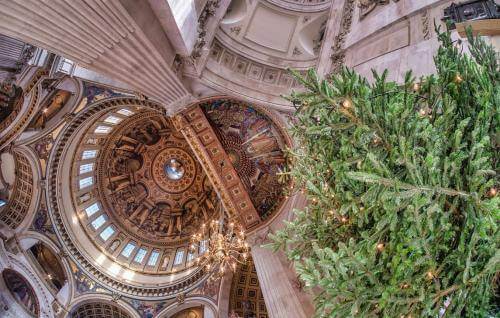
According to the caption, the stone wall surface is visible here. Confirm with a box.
[336,0,456,82]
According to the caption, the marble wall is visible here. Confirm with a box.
[334,0,456,82]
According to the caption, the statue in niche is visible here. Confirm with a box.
[160,256,169,270]
[109,240,120,252]
[166,207,183,237]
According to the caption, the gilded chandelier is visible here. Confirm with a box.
[190,197,250,280]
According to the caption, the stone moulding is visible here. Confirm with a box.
[0,69,46,151]
[46,97,208,299]
[265,0,332,13]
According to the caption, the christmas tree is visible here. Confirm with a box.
[270,27,499,317]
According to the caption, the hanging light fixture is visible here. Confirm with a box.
[190,194,250,280]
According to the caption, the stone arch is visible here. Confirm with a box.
[0,146,40,235]
[1,254,54,318]
[18,76,84,146]
[17,231,74,307]
[0,68,45,152]
[157,296,218,318]
[66,294,140,318]
[1,268,40,317]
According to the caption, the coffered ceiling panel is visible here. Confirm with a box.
[244,4,297,52]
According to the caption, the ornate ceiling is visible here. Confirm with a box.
[44,95,290,299]
[96,111,217,247]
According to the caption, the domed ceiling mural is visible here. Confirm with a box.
[200,99,288,220]
[47,95,290,299]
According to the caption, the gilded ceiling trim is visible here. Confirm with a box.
[173,106,260,228]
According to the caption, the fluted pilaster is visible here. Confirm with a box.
[0,0,189,106]
[251,245,314,318]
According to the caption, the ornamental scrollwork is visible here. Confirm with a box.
[358,0,400,20]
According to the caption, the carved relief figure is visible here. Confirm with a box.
[202,100,288,220]
[358,0,399,19]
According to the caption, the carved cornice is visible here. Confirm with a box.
[209,38,304,89]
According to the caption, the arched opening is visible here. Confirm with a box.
[27,87,72,130]
[1,269,39,317]
[27,242,67,292]
[0,150,34,230]
[70,302,132,318]
[171,306,203,318]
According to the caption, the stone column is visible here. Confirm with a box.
[251,245,314,318]
[0,0,189,106]
[247,191,315,318]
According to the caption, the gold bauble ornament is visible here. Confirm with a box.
[454,73,463,84]
[342,98,352,109]
[412,83,420,92]
[426,271,435,280]
[488,187,497,197]
[376,243,385,252]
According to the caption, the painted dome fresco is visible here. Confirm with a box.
[47,96,290,298]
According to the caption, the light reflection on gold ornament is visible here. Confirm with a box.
[190,198,250,281]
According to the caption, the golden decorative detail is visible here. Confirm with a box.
[95,111,219,247]
[229,257,268,318]
[174,107,260,228]
[190,203,250,280]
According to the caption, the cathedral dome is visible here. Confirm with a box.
[47,96,290,299]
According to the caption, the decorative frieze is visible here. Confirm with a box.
[209,39,303,89]
[331,0,356,74]
[173,105,261,228]
[422,9,431,41]
[192,0,222,60]
[358,0,400,20]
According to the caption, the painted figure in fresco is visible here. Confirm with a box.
[2,270,39,316]
[84,84,122,105]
